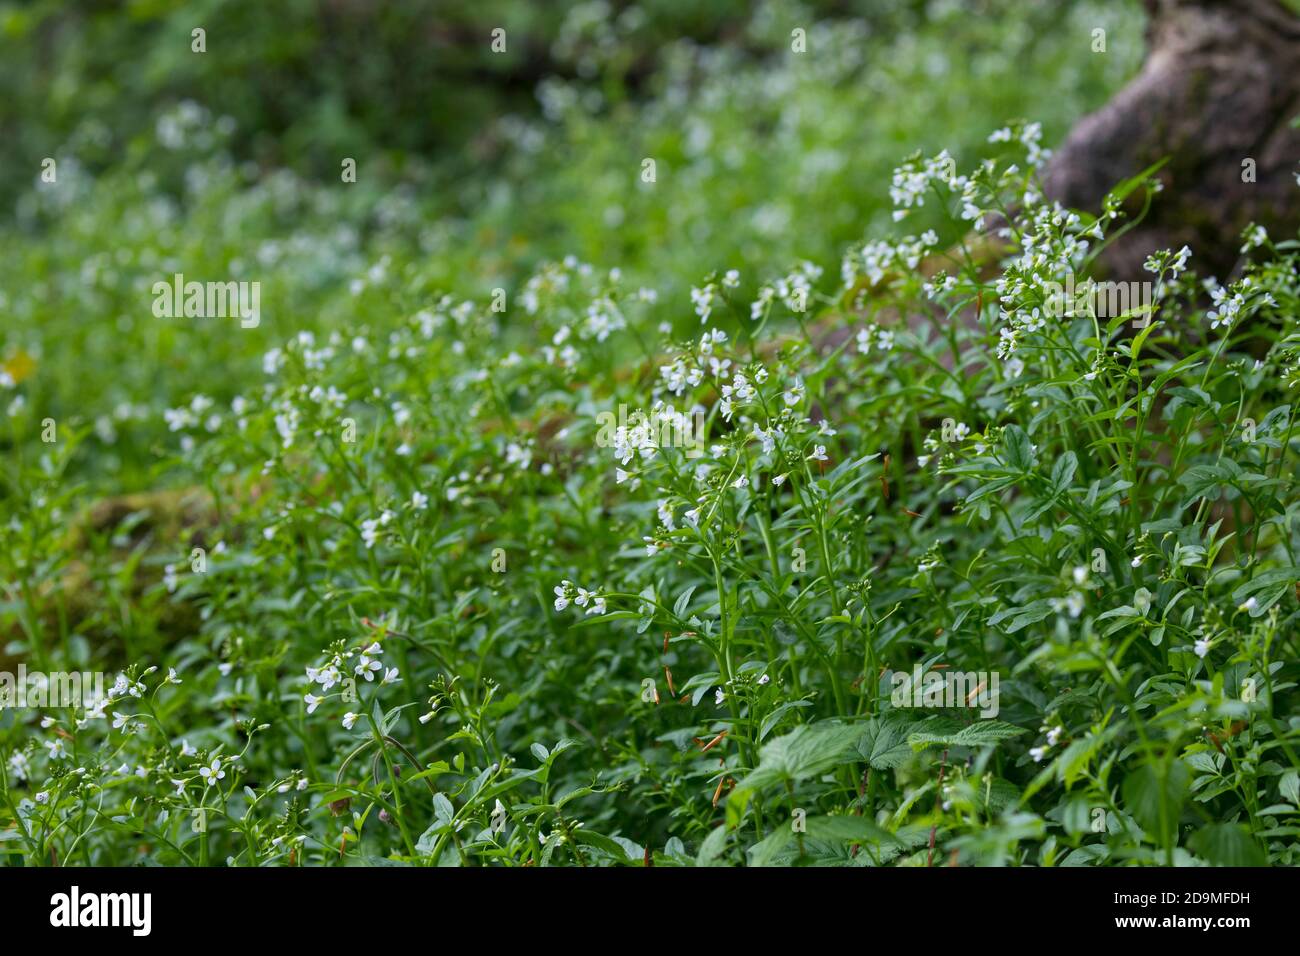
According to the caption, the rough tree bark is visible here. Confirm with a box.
[1042,0,1300,281]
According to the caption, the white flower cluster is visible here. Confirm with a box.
[1204,276,1274,332]
[1029,723,1063,763]
[841,231,938,288]
[360,509,395,549]
[660,328,730,398]
[750,261,822,319]
[303,640,399,725]
[989,122,1050,168]
[552,580,607,616]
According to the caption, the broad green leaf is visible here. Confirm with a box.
[1189,823,1266,867]
[1122,760,1189,844]
[731,722,861,795]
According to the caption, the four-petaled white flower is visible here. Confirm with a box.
[199,759,225,786]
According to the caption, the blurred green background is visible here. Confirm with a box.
[0,0,1145,490]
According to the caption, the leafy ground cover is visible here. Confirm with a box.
[5,0,1300,867]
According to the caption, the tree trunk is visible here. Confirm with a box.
[1042,0,1300,281]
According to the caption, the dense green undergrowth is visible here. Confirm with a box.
[7,1,1300,867]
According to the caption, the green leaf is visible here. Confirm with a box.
[747,827,794,867]
[1189,823,1266,867]
[1122,760,1189,844]
[431,792,455,827]
[1050,451,1078,494]
[1280,770,1299,806]
[731,722,860,794]
[1232,567,1300,616]
[908,720,1027,750]
[572,829,636,863]
[696,824,728,866]
[803,814,899,847]
[673,585,697,618]
[1003,424,1035,471]
[856,714,915,770]
[759,700,814,742]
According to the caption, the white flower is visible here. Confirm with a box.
[715,687,726,706]
[553,583,571,612]
[1193,638,1210,659]
[112,711,130,730]
[342,712,360,730]
[312,664,341,691]
[691,284,716,323]
[1064,592,1084,618]
[410,491,428,511]
[1240,224,1268,253]
[360,517,384,549]
[199,759,225,786]
[504,441,532,470]
[8,752,30,782]
[808,445,828,462]
[304,693,323,714]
